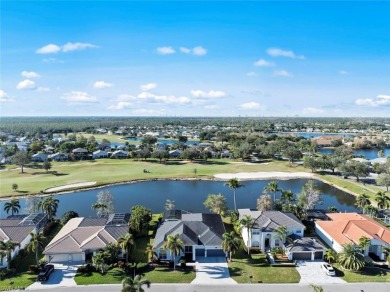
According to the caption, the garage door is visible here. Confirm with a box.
[314,251,323,259]
[50,253,83,263]
[207,249,225,257]
[292,252,312,260]
[196,248,205,257]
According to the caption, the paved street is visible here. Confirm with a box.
[191,257,237,284]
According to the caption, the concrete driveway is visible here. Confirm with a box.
[296,260,346,284]
[26,263,80,290]
[191,257,237,284]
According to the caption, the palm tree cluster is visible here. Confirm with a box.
[337,243,365,270]
[222,231,241,261]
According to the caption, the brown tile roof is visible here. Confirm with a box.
[316,213,390,246]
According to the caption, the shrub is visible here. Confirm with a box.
[118,261,126,270]
[0,268,15,280]
[29,265,40,274]
[42,221,58,236]
[77,264,96,273]
[168,261,174,268]
[9,254,22,269]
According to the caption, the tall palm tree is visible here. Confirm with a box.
[324,249,337,264]
[337,243,365,270]
[225,178,243,211]
[264,181,280,203]
[239,215,258,255]
[0,240,20,267]
[4,199,21,216]
[117,233,135,263]
[91,202,108,217]
[38,196,59,221]
[222,231,241,262]
[272,225,290,245]
[26,232,46,266]
[162,233,184,270]
[358,236,371,255]
[280,189,295,204]
[375,191,390,210]
[121,275,151,292]
[144,243,157,263]
[355,193,371,214]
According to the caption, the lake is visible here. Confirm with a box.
[318,148,390,159]
[0,179,358,218]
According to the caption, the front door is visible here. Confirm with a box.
[265,238,270,249]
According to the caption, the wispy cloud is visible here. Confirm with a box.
[156,46,176,55]
[21,71,40,78]
[246,72,257,77]
[108,101,133,110]
[240,102,261,110]
[16,79,36,90]
[355,94,390,107]
[272,70,293,78]
[180,46,207,56]
[253,59,275,67]
[61,91,98,103]
[36,42,97,54]
[140,83,157,91]
[339,70,349,75]
[93,81,113,89]
[267,47,304,59]
[191,90,226,98]
[0,90,13,102]
[37,87,50,92]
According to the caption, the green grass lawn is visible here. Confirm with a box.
[142,266,195,283]
[75,267,127,285]
[333,264,390,282]
[228,243,300,283]
[0,273,37,291]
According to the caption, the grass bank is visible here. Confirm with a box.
[334,264,390,282]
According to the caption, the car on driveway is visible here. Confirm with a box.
[37,264,55,282]
[321,263,335,276]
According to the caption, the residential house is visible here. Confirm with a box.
[155,142,167,151]
[285,237,326,261]
[49,152,68,161]
[311,136,344,148]
[154,210,226,262]
[169,149,182,158]
[43,213,130,263]
[72,148,89,160]
[0,213,47,267]
[315,213,390,260]
[31,153,48,162]
[92,150,108,159]
[111,150,128,159]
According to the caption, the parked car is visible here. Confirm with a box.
[321,263,335,276]
[37,264,55,282]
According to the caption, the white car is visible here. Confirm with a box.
[321,263,336,276]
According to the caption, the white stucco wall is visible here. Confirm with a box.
[315,224,343,253]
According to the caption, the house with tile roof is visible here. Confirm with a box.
[315,212,390,260]
[0,213,47,267]
[154,210,226,262]
[43,213,130,263]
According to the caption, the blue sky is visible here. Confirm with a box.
[1,1,389,117]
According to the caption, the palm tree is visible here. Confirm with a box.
[272,225,290,245]
[0,240,20,267]
[264,181,280,203]
[121,275,151,292]
[337,243,365,270]
[375,191,390,210]
[117,233,135,263]
[162,233,184,270]
[280,189,295,204]
[239,215,258,255]
[91,202,108,217]
[364,205,378,217]
[358,236,371,255]
[38,196,59,221]
[324,249,337,264]
[144,243,157,263]
[4,199,21,216]
[225,178,243,211]
[25,232,46,266]
[222,231,241,262]
[310,284,324,292]
[355,193,371,214]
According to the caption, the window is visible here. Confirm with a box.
[185,246,192,253]
[159,249,167,259]
[296,230,302,234]
[253,230,260,235]
[275,239,280,246]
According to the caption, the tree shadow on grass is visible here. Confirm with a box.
[228,267,243,277]
[16,190,29,194]
[333,267,345,277]
[355,267,388,276]
[54,172,68,176]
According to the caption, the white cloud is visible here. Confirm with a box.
[37,87,50,92]
[273,70,294,78]
[134,91,191,104]
[303,107,325,114]
[156,46,176,55]
[140,83,157,91]
[339,70,349,75]
[36,42,97,54]
[191,90,226,98]
[93,81,113,89]
[246,72,257,77]
[179,46,207,56]
[240,102,261,110]
[108,102,133,110]
[137,92,155,99]
[267,47,304,59]
[62,42,97,52]
[42,57,63,63]
[36,44,61,54]
[116,94,136,101]
[61,91,98,103]
[16,79,36,90]
[21,71,40,78]
[355,94,390,107]
[253,59,275,67]
[0,90,13,102]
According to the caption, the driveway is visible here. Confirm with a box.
[296,260,346,284]
[191,257,237,284]
[26,263,81,290]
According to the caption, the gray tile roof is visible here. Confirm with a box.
[286,237,326,253]
[154,212,225,249]
[0,214,44,243]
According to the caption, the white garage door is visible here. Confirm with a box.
[50,253,83,263]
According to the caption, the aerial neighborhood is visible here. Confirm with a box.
[0,117,389,291]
